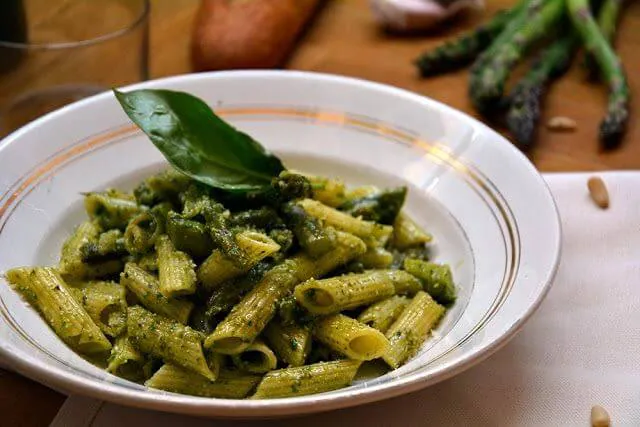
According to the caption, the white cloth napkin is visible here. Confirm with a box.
[50,172,640,427]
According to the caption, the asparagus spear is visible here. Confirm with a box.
[567,0,630,149]
[507,32,579,150]
[414,8,518,77]
[469,0,565,114]
[583,0,624,79]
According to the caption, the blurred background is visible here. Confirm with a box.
[1,0,639,171]
[0,0,149,134]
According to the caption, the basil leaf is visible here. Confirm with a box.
[114,89,285,192]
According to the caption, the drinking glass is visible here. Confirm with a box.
[0,0,150,137]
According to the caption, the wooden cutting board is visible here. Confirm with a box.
[151,0,640,171]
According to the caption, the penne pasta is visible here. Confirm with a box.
[124,211,163,255]
[263,320,312,367]
[7,159,455,398]
[127,306,214,380]
[59,221,123,279]
[145,364,261,398]
[107,335,147,381]
[231,339,278,373]
[69,280,127,337]
[204,231,366,354]
[392,213,433,249]
[383,291,445,369]
[313,314,389,361]
[120,263,193,324]
[298,199,392,248]
[357,247,394,269]
[357,295,410,333]
[251,360,361,399]
[197,230,280,290]
[295,270,421,315]
[156,235,197,297]
[84,192,145,230]
[304,174,348,207]
[6,267,111,354]
[282,202,336,258]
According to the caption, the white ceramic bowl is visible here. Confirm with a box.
[0,71,560,418]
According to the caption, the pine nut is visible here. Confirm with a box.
[591,405,610,427]
[547,116,577,131]
[587,176,609,209]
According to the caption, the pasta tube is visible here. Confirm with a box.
[392,214,432,249]
[69,280,127,337]
[251,360,361,399]
[156,235,197,297]
[127,306,214,380]
[264,320,312,367]
[136,252,158,272]
[145,364,260,398]
[313,314,389,361]
[107,335,147,381]
[84,192,145,230]
[124,211,163,255]
[204,231,366,354]
[304,174,348,207]
[197,230,280,290]
[298,199,392,248]
[357,295,410,333]
[295,270,421,315]
[205,261,272,320]
[120,263,193,324]
[383,291,445,369]
[59,221,122,279]
[345,185,379,200]
[357,247,394,269]
[206,352,224,381]
[6,267,111,354]
[231,339,278,373]
[282,202,335,258]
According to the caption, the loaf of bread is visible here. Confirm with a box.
[191,0,322,71]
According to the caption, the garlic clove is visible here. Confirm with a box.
[370,0,485,32]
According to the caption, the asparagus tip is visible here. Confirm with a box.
[599,116,627,151]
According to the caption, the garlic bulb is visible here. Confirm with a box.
[369,0,485,32]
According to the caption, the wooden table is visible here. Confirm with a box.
[2,0,639,425]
